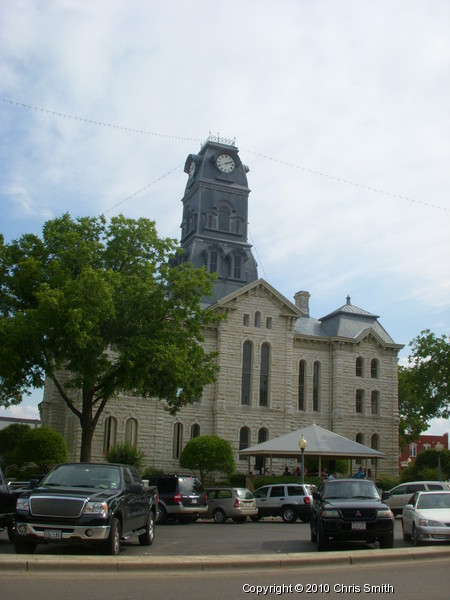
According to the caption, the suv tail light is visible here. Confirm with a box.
[173,493,182,503]
[304,497,311,505]
[234,498,239,508]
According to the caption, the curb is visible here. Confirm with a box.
[1,546,449,573]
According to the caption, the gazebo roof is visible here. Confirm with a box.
[239,423,385,460]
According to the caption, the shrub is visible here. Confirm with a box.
[179,435,235,484]
[105,443,145,471]
[14,427,68,471]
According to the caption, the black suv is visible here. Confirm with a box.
[310,478,394,551]
[147,475,207,524]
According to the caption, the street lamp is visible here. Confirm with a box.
[298,434,307,485]
[435,442,444,481]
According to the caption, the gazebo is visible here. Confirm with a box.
[239,423,385,478]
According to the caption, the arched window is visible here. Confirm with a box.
[218,205,230,231]
[313,361,320,411]
[173,422,183,459]
[371,359,379,379]
[259,343,270,406]
[371,391,379,415]
[191,423,200,439]
[371,434,379,451]
[103,417,117,453]
[356,389,364,413]
[409,443,417,457]
[241,341,252,405]
[356,357,364,377]
[239,427,250,460]
[298,360,306,411]
[125,418,138,447]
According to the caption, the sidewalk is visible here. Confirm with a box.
[1,546,449,573]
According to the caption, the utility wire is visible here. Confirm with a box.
[2,97,448,213]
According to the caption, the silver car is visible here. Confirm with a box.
[402,491,450,545]
[204,487,258,523]
[383,481,450,516]
[252,483,314,523]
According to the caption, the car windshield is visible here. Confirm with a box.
[42,464,121,489]
[417,493,450,510]
[235,488,254,500]
[323,481,380,500]
[179,478,204,494]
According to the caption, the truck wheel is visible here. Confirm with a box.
[139,510,155,546]
[213,508,227,524]
[14,538,37,554]
[379,532,394,549]
[7,523,15,543]
[156,505,167,524]
[282,507,297,523]
[310,521,317,543]
[104,517,121,555]
[317,523,329,551]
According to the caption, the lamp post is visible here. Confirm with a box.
[298,435,307,485]
[435,441,444,481]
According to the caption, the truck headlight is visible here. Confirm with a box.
[16,497,30,511]
[377,509,394,518]
[321,509,339,518]
[84,501,108,517]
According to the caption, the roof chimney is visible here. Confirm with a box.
[294,291,310,317]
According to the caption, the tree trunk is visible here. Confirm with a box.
[79,385,96,462]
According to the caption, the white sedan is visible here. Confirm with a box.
[402,491,450,546]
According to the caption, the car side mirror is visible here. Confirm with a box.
[128,483,144,494]
[381,491,390,500]
[313,491,321,501]
[29,478,39,489]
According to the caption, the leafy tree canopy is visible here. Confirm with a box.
[398,329,450,445]
[179,435,235,484]
[15,426,68,471]
[0,214,220,461]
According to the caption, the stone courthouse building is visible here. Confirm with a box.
[40,136,403,476]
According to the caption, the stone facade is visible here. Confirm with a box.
[40,137,403,477]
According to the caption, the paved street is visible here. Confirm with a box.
[1,557,450,599]
[0,516,413,556]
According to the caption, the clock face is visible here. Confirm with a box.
[216,154,235,173]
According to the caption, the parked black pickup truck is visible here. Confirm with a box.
[0,468,32,542]
[14,462,158,555]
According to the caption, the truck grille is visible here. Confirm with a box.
[341,508,377,520]
[30,496,86,518]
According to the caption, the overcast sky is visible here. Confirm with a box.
[1,1,449,435]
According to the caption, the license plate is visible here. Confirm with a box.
[191,498,197,504]
[44,529,62,540]
[352,522,366,530]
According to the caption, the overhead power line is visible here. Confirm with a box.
[2,97,448,213]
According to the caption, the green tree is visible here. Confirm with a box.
[179,435,235,484]
[15,427,68,471]
[0,423,30,468]
[398,330,450,445]
[0,214,220,461]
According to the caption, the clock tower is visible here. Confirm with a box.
[178,135,258,303]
